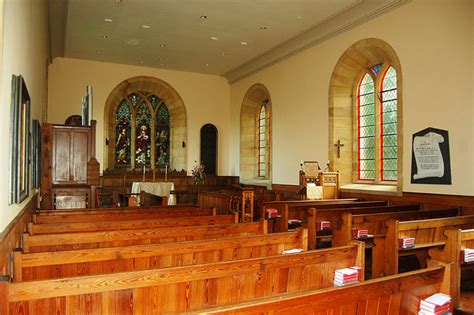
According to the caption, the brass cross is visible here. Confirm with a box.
[334,140,344,158]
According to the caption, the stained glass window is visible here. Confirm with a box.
[380,66,398,181]
[148,94,161,109]
[115,101,132,165]
[357,73,376,180]
[128,93,140,107]
[258,103,268,177]
[356,65,398,183]
[135,102,152,166]
[155,103,170,165]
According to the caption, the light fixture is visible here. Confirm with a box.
[115,0,122,3]
[297,16,302,19]
[158,57,164,61]
[220,52,227,56]
[240,41,248,45]
[96,49,103,54]
[100,34,108,39]
[259,26,267,30]
[140,61,144,64]
[205,63,210,67]
[160,43,166,48]
[200,15,207,19]
[142,25,150,29]
[104,18,113,23]
[210,36,218,41]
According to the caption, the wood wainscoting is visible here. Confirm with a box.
[0,194,37,276]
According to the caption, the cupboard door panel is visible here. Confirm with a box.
[53,131,72,184]
[72,131,90,183]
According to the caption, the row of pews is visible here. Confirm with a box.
[0,197,472,313]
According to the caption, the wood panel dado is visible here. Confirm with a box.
[0,195,37,276]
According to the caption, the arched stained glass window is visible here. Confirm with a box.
[115,101,132,165]
[128,93,140,107]
[357,73,376,180]
[258,102,268,178]
[155,103,170,165]
[380,66,398,181]
[135,102,152,166]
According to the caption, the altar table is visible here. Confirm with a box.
[131,182,176,205]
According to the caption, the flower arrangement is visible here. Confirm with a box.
[191,161,205,186]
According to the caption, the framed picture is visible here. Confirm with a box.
[9,75,31,204]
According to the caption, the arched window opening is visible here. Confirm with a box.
[357,73,376,180]
[380,66,398,181]
[258,101,268,178]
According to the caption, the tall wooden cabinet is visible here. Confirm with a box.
[41,121,98,209]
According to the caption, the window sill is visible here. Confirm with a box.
[340,183,400,196]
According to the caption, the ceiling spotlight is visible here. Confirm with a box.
[259,26,267,30]
[160,63,164,66]
[200,15,208,19]
[140,61,144,64]
[160,43,166,48]
[205,63,210,67]
[100,34,108,39]
[115,0,122,3]
[104,18,113,23]
[96,49,103,54]
[297,16,302,19]
[220,52,227,56]
[240,41,248,45]
[210,36,218,41]
[142,25,150,29]
[158,57,164,61]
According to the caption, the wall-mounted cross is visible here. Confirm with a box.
[334,140,344,158]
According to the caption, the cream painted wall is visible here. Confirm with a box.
[0,0,48,233]
[47,58,230,175]
[230,0,474,196]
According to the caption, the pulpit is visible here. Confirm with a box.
[299,161,339,199]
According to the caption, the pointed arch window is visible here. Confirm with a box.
[258,101,269,178]
[113,91,171,168]
[356,64,398,182]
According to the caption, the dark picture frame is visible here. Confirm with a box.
[9,75,31,204]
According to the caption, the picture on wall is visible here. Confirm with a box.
[9,75,31,204]
[411,127,451,185]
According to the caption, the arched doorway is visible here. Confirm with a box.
[200,124,218,175]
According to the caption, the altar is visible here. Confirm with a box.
[131,182,176,205]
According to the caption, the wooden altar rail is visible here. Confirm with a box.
[381,215,474,278]
[274,204,421,250]
[5,243,364,313]
[428,228,474,308]
[26,213,238,235]
[197,264,452,314]
[13,229,307,282]
[32,207,216,224]
[197,191,232,215]
[22,221,268,253]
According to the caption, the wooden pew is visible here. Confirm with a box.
[32,207,216,224]
[22,221,268,253]
[428,228,474,308]
[13,229,307,282]
[6,242,364,313]
[27,213,238,235]
[198,191,232,215]
[197,264,452,314]
[382,215,474,277]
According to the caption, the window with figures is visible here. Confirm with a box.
[113,91,170,168]
[356,64,398,183]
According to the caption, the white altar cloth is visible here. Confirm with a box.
[131,182,176,205]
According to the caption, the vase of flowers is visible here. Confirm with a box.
[191,161,205,190]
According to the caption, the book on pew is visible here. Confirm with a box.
[462,248,474,263]
[316,221,331,231]
[399,237,416,249]
[418,293,451,315]
[333,266,361,286]
[352,228,368,239]
[282,248,303,254]
[266,208,281,219]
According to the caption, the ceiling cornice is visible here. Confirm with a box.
[223,0,410,84]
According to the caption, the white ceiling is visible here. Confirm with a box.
[50,0,408,82]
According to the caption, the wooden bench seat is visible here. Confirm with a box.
[32,207,216,224]
[5,242,364,313]
[13,229,307,282]
[196,265,451,314]
[22,221,267,253]
[428,228,474,308]
[381,215,474,277]
[27,213,238,235]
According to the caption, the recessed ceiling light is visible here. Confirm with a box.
[160,63,164,66]
[127,38,140,46]
[259,26,267,30]
[200,15,207,19]
[210,36,218,41]
[104,18,113,23]
[297,16,302,19]
[240,41,248,45]
[100,34,108,39]
[160,43,166,48]
[220,52,227,56]
[142,25,150,29]
[140,61,144,64]
[115,0,122,3]
[158,57,164,61]
[96,49,103,54]
[205,63,210,67]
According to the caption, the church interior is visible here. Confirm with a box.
[0,0,473,313]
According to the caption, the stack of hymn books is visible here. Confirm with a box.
[333,266,361,286]
[352,228,368,239]
[398,237,416,249]
[316,220,331,231]
[266,208,280,219]
[462,248,474,263]
[418,293,451,315]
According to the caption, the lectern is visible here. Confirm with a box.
[299,161,339,199]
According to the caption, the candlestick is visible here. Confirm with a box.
[165,164,168,182]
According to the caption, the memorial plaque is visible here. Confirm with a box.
[411,127,451,184]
